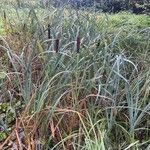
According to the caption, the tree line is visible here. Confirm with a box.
[46,0,150,14]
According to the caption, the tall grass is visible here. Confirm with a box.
[0,1,150,149]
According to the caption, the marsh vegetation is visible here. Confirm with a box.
[0,0,150,149]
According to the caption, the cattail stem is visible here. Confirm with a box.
[77,36,80,53]
[55,39,59,53]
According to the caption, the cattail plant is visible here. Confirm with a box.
[76,35,81,53]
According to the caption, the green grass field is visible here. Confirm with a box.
[0,2,150,150]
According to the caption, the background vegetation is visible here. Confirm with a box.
[0,0,150,149]
[49,0,150,14]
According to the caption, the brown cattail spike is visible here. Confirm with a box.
[77,36,80,53]
[23,23,26,32]
[3,11,6,20]
[48,24,51,39]
[55,39,59,53]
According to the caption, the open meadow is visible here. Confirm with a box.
[0,1,150,149]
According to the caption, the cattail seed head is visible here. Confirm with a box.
[55,39,59,53]
[23,23,26,32]
[76,36,80,53]
[48,24,51,39]
[3,11,6,20]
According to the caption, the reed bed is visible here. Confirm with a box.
[0,2,150,150]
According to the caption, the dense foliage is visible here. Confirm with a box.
[0,0,150,149]
[48,0,150,14]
